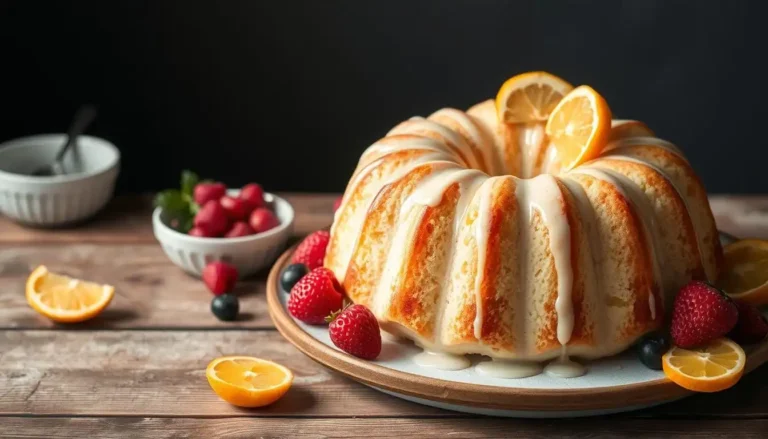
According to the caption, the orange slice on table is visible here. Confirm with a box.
[716,239,768,306]
[26,265,115,323]
[662,338,745,393]
[608,119,655,143]
[206,356,293,408]
[495,71,573,124]
[545,85,612,171]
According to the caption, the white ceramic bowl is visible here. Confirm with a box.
[0,134,120,226]
[153,192,295,278]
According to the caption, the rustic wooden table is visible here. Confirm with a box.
[1,194,767,438]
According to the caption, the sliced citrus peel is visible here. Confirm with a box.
[206,356,293,408]
[717,239,768,306]
[545,85,612,171]
[495,71,573,124]
[26,265,115,323]
[662,338,745,393]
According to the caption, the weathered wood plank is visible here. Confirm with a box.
[1,417,767,438]
[0,245,276,329]
[0,330,447,417]
[0,330,766,418]
[0,193,338,244]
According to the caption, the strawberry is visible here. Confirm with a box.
[288,267,343,324]
[194,200,230,236]
[240,183,265,211]
[670,281,739,348]
[224,221,255,238]
[220,195,249,221]
[202,261,239,295]
[327,304,381,360]
[189,226,214,237]
[249,208,279,234]
[291,230,330,270]
[729,300,768,345]
[193,182,226,206]
[333,196,343,212]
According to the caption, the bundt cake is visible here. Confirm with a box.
[324,72,722,366]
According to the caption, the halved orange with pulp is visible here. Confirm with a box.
[717,239,768,306]
[495,71,573,124]
[545,85,612,171]
[206,356,293,408]
[26,265,115,323]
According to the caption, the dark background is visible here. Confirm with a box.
[1,1,766,194]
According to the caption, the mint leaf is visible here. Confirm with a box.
[181,170,199,198]
[154,189,188,213]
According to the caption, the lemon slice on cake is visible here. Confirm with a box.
[495,71,573,124]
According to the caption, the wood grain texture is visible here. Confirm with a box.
[2,418,767,439]
[0,193,338,244]
[0,330,446,417]
[0,244,274,329]
[0,330,766,419]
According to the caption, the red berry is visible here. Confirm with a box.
[328,304,381,360]
[288,267,343,324]
[240,183,265,211]
[194,200,230,236]
[670,281,739,348]
[291,230,330,270]
[224,221,255,238]
[202,261,239,295]
[333,196,343,212]
[188,226,214,237]
[249,207,279,234]
[220,195,249,221]
[729,300,768,345]
[193,182,226,206]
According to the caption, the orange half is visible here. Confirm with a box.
[717,239,768,306]
[26,265,115,323]
[495,71,573,124]
[544,85,612,171]
[206,356,293,408]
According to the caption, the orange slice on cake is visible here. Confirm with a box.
[662,338,746,393]
[26,265,115,323]
[717,239,768,306]
[608,120,655,143]
[206,356,293,407]
[496,71,573,124]
[545,85,612,171]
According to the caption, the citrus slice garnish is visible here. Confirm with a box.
[608,119,655,143]
[544,85,612,171]
[662,338,745,393]
[206,356,293,407]
[716,239,768,306]
[495,71,573,124]
[26,265,115,323]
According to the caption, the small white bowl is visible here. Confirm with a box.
[0,134,120,227]
[153,192,295,278]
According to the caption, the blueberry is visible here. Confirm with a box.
[280,263,309,292]
[211,294,239,321]
[637,331,671,370]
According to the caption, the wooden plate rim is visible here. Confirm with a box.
[267,246,768,412]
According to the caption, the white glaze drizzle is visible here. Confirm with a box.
[597,152,712,283]
[429,108,503,176]
[475,358,543,379]
[517,175,575,347]
[472,179,496,340]
[519,124,546,178]
[571,167,663,321]
[388,117,481,170]
[413,350,471,371]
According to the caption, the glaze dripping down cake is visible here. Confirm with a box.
[324,72,722,363]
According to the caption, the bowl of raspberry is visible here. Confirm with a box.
[152,171,294,277]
